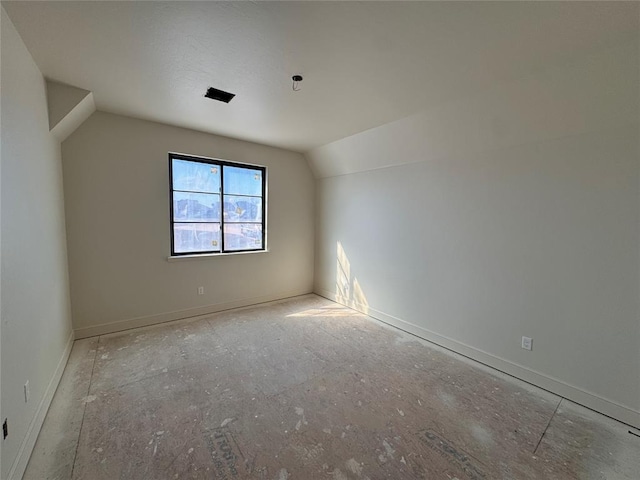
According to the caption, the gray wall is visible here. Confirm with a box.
[308,38,640,427]
[1,8,74,478]
[62,112,315,338]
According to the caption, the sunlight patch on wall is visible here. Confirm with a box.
[336,241,369,314]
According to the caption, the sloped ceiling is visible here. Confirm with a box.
[3,1,637,152]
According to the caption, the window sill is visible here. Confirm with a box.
[167,249,269,262]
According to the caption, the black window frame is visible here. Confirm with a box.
[169,152,267,256]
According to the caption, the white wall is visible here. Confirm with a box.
[308,38,640,428]
[62,112,315,338]
[1,7,74,479]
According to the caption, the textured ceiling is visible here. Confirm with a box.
[3,1,637,152]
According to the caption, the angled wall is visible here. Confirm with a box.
[1,8,74,479]
[46,80,95,142]
[309,35,640,428]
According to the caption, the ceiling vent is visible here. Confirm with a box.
[204,87,235,103]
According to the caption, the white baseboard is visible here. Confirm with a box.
[74,290,313,339]
[7,329,75,480]
[315,288,640,430]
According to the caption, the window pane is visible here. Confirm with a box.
[223,166,262,196]
[173,192,220,222]
[172,159,220,193]
[224,223,263,251]
[222,195,262,222]
[173,223,220,253]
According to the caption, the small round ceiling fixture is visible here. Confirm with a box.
[292,75,303,91]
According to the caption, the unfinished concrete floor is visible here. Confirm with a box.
[24,295,639,480]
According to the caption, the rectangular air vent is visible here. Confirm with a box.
[204,87,235,103]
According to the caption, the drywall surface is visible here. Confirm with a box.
[62,112,315,336]
[0,10,3,475]
[1,7,74,479]
[46,80,91,132]
[46,80,96,142]
[309,39,640,426]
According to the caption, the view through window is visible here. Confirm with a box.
[170,153,266,255]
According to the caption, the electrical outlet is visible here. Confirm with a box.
[521,336,533,351]
[198,287,204,295]
[24,380,30,403]
[3,419,7,439]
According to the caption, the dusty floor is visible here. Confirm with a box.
[24,295,639,480]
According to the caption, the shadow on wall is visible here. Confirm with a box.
[336,241,369,314]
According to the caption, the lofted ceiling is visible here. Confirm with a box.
[3,1,638,152]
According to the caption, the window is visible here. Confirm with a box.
[169,153,266,255]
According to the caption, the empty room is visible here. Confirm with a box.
[1,1,639,479]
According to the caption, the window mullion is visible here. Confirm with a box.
[220,166,225,253]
